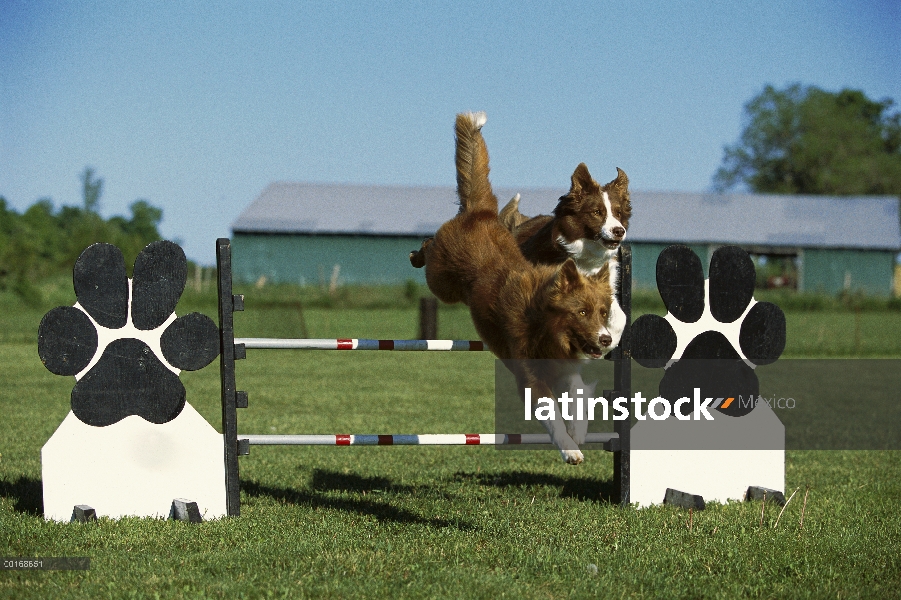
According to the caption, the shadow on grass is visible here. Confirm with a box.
[308,469,418,494]
[452,470,617,503]
[0,476,43,515]
[243,477,477,531]
[305,468,453,501]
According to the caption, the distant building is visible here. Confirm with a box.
[232,182,901,296]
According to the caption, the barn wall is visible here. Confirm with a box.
[232,233,428,285]
[801,248,895,296]
[233,236,703,288]
[232,234,897,297]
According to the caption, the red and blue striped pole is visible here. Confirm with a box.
[235,338,484,351]
[240,433,617,446]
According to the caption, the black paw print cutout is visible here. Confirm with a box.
[38,241,220,427]
[631,245,786,417]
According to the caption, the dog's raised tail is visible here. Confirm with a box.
[455,112,497,214]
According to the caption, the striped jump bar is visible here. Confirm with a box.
[236,338,484,351]
[240,433,617,445]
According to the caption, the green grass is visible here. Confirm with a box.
[2,289,901,597]
[10,280,901,356]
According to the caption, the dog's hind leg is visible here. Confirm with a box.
[409,238,432,269]
[414,236,467,305]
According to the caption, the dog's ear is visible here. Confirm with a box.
[553,258,583,295]
[588,263,611,286]
[606,167,629,195]
[555,164,600,216]
[569,163,600,199]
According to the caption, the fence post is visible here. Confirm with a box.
[217,238,243,517]
[613,243,632,506]
[419,297,438,339]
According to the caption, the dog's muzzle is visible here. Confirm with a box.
[582,334,612,359]
[596,227,625,249]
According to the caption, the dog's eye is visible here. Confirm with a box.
[579,309,587,316]
[593,209,601,216]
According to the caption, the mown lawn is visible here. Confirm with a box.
[2,289,901,598]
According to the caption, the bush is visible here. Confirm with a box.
[0,171,164,301]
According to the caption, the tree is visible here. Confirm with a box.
[110,200,164,264]
[81,167,103,213]
[124,200,163,240]
[713,84,901,195]
[0,169,165,301]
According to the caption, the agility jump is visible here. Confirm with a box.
[216,237,634,517]
[40,236,783,520]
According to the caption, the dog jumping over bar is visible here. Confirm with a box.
[410,112,616,464]
[499,164,631,354]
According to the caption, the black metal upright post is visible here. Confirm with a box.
[613,244,632,506]
[217,238,244,516]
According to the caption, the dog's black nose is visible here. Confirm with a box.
[612,226,625,239]
[599,334,612,347]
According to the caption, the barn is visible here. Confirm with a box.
[628,192,901,295]
[232,182,901,296]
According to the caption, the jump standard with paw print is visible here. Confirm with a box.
[37,241,228,522]
[624,244,788,507]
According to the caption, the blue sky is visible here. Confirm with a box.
[2,0,898,263]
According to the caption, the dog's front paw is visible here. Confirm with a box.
[606,297,627,353]
[543,409,585,464]
[560,449,584,465]
[567,417,589,445]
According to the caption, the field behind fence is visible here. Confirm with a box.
[5,280,901,355]
[1,284,900,597]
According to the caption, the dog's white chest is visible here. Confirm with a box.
[557,237,617,277]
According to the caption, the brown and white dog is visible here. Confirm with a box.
[499,165,631,353]
[410,112,615,464]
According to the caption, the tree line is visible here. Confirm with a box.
[714,84,901,196]
[0,168,163,302]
